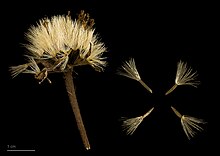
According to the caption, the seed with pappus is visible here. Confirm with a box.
[121,107,154,135]
[165,60,200,95]
[117,58,153,93]
[171,106,207,140]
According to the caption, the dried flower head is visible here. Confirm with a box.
[165,60,200,95]
[171,106,206,140]
[121,107,154,135]
[10,10,107,84]
[9,10,108,150]
[117,58,152,93]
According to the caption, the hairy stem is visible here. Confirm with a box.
[63,71,90,150]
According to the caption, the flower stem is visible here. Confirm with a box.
[165,84,178,95]
[138,79,153,93]
[171,106,182,118]
[63,71,90,150]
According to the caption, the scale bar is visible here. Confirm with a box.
[7,149,35,151]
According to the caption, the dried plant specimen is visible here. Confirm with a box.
[117,58,153,93]
[9,10,107,150]
[165,60,200,95]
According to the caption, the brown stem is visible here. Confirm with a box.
[63,71,90,150]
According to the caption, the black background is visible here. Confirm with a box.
[1,0,215,155]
